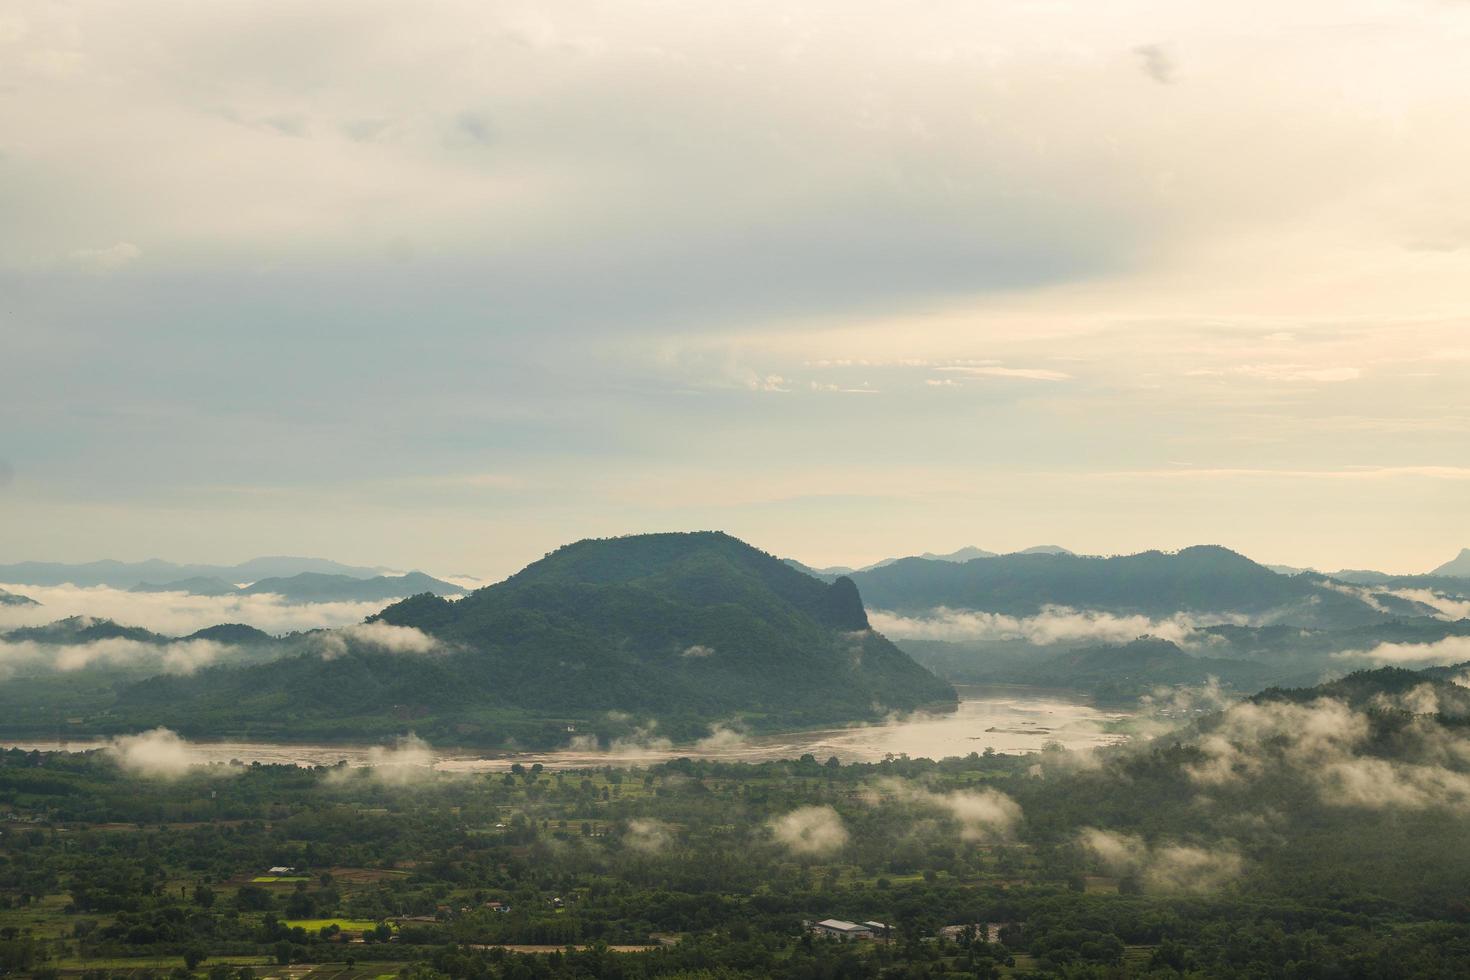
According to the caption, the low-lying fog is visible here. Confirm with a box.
[0,687,1129,771]
[0,582,397,635]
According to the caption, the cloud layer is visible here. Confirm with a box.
[1188,695,1470,810]
[0,634,235,678]
[869,605,1226,648]
[0,582,387,636]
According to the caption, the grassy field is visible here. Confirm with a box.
[282,919,385,933]
[251,876,312,883]
[0,893,79,940]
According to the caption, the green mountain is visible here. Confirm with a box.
[4,616,167,645]
[62,532,954,746]
[0,587,38,606]
[1251,666,1470,715]
[848,545,1404,627]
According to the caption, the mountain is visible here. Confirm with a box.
[784,544,1072,579]
[0,556,393,589]
[848,545,1403,628]
[131,576,241,596]
[1030,637,1280,698]
[4,616,167,645]
[1431,548,1470,578]
[783,558,850,579]
[238,571,465,602]
[97,532,956,746]
[1253,666,1470,715]
[182,623,276,644]
[0,587,38,606]
[126,571,466,603]
[901,634,1290,700]
[1324,571,1470,599]
[913,546,1000,563]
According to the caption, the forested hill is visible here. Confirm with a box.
[847,544,1416,626]
[369,531,951,719]
[105,533,955,746]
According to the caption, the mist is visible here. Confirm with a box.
[0,582,387,636]
[868,605,1229,648]
[0,634,239,678]
[769,805,849,857]
[1079,829,1245,894]
[107,727,212,780]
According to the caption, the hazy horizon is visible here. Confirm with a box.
[1,535,1466,587]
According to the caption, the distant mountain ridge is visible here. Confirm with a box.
[0,587,39,607]
[0,556,395,590]
[1432,548,1470,578]
[130,570,466,603]
[787,544,1075,579]
[1267,548,1470,584]
[847,545,1417,628]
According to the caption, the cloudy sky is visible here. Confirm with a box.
[2,0,1468,578]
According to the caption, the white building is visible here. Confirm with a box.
[812,919,874,941]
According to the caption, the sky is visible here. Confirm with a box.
[2,0,1469,580]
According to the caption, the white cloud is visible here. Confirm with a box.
[694,723,748,750]
[769,805,849,856]
[0,582,387,635]
[1380,589,1470,621]
[877,779,1024,842]
[1185,695,1470,810]
[363,733,435,783]
[316,621,441,659]
[108,727,208,779]
[4,0,1470,580]
[624,818,675,854]
[1189,364,1362,383]
[1079,828,1244,893]
[934,366,1073,382]
[1335,636,1470,667]
[0,634,234,677]
[869,605,1222,648]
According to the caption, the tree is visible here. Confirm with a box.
[183,947,206,970]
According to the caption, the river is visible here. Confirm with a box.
[2,686,1131,771]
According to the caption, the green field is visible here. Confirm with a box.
[283,918,386,933]
[251,875,312,883]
